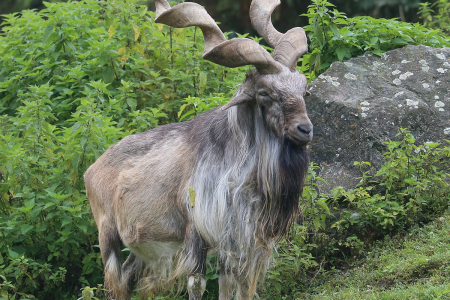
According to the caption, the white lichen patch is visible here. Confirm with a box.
[399,72,413,80]
[436,80,441,84]
[361,101,370,106]
[419,60,430,72]
[435,101,445,108]
[344,62,353,67]
[406,99,419,108]
[444,128,450,135]
[401,60,410,64]
[444,62,450,68]
[437,68,447,73]
[436,53,446,60]
[398,104,403,108]
[393,79,402,85]
[382,53,389,60]
[394,91,404,98]
[373,61,383,67]
[319,75,340,86]
[422,83,430,89]
[361,107,370,112]
[344,73,357,80]
[439,108,445,112]
[392,70,401,75]
[435,95,440,99]
[361,113,368,118]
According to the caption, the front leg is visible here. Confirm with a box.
[185,225,207,300]
[188,273,206,300]
[218,264,234,300]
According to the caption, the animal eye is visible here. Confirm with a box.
[258,91,269,97]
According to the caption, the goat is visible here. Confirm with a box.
[84,0,313,299]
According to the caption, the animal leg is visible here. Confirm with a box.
[218,264,234,300]
[185,226,207,300]
[120,253,144,300]
[236,273,258,300]
[98,219,123,300]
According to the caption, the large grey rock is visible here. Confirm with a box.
[305,45,450,193]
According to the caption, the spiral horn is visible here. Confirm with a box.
[250,0,308,71]
[155,0,281,74]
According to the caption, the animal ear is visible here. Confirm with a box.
[221,90,253,110]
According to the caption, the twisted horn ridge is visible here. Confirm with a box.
[273,28,308,71]
[155,0,281,74]
[250,0,308,71]
[249,0,283,47]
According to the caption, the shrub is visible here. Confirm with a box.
[419,0,450,35]
[1,0,449,298]
[0,0,240,298]
[262,129,450,299]
[300,0,450,79]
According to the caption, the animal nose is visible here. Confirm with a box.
[297,123,313,136]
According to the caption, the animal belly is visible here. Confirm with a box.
[128,240,183,265]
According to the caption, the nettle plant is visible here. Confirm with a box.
[0,0,242,298]
[262,129,450,299]
[419,0,450,35]
[300,0,450,79]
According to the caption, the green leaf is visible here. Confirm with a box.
[8,248,19,259]
[65,41,76,52]
[317,199,331,215]
[189,187,196,207]
[126,97,137,111]
[61,216,72,227]
[77,219,89,233]
[43,25,55,42]
[313,22,324,48]
[335,47,348,61]
[330,24,340,37]
[21,224,34,234]
[103,65,115,84]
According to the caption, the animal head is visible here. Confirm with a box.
[155,0,313,145]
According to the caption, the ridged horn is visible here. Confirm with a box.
[250,0,308,71]
[154,0,281,74]
[273,27,308,71]
[249,0,283,47]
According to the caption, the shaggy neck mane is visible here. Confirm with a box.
[187,95,309,279]
[229,100,309,239]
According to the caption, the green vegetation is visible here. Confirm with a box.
[301,0,450,79]
[419,0,450,34]
[0,0,239,298]
[303,212,450,300]
[0,0,449,299]
[261,130,450,299]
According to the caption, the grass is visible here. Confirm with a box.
[300,212,450,300]
[122,211,450,300]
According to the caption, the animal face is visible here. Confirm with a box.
[239,66,313,146]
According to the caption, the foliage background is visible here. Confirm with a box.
[0,0,446,34]
[0,0,449,299]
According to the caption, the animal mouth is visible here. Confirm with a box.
[286,124,313,145]
[286,132,312,146]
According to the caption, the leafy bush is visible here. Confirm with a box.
[1,0,449,299]
[0,0,240,298]
[300,0,450,79]
[419,0,450,34]
[262,129,450,299]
